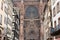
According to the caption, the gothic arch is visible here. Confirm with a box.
[24,6,40,40]
[24,6,40,19]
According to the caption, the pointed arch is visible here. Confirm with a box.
[24,6,40,40]
[24,6,40,19]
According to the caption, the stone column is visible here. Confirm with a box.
[39,1,45,40]
[19,0,25,40]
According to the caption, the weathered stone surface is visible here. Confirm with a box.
[13,0,47,40]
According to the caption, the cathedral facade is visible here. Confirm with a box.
[13,0,50,40]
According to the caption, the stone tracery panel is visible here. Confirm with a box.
[24,6,40,40]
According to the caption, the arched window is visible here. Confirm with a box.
[24,6,40,40]
[24,6,40,19]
